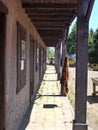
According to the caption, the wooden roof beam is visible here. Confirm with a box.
[26,10,76,15]
[31,18,71,24]
[34,24,67,31]
[36,27,68,31]
[28,14,73,18]
[25,8,76,11]
[22,3,77,9]
[33,21,69,27]
[37,29,65,35]
[41,35,62,39]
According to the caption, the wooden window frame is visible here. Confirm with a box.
[16,22,27,94]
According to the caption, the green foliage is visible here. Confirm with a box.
[67,21,98,65]
[93,29,98,64]
[47,47,55,59]
[67,22,77,55]
[89,29,98,64]
[88,29,95,64]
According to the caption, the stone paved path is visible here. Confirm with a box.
[19,65,74,130]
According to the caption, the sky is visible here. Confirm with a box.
[69,0,98,33]
[89,0,98,31]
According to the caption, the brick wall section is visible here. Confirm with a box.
[0,0,46,130]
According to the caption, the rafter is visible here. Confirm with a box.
[34,23,67,30]
[22,3,77,9]
[38,28,63,35]
[26,9,76,15]
[31,18,71,23]
[39,34,62,38]
[28,14,73,19]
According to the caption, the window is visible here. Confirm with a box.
[16,22,26,94]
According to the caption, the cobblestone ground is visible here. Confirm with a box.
[19,65,74,130]
[68,67,98,130]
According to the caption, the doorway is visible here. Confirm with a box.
[0,11,6,130]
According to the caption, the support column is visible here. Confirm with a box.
[73,0,94,130]
[61,28,69,68]
[45,49,46,70]
[55,46,57,72]
[55,42,61,80]
[62,40,67,67]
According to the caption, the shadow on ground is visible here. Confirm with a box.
[87,95,98,104]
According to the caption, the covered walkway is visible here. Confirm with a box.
[19,65,74,130]
[0,0,95,130]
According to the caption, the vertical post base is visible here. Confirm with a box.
[57,73,60,80]
[73,122,88,130]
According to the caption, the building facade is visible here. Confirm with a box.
[0,0,46,130]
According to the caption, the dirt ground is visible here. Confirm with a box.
[68,67,98,130]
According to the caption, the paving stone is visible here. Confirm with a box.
[19,65,74,130]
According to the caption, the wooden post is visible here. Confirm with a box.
[55,42,61,80]
[57,42,61,80]
[62,40,67,67]
[73,7,88,130]
[45,49,46,70]
[55,46,57,72]
[73,0,95,130]
[62,29,69,68]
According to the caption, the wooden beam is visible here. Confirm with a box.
[28,14,73,19]
[62,28,69,67]
[44,41,58,46]
[35,25,67,29]
[38,30,63,36]
[0,1,8,14]
[55,42,61,80]
[42,36,59,40]
[31,17,71,21]
[25,9,76,14]
[37,27,65,30]
[25,7,76,12]
[41,33,62,38]
[85,0,95,22]
[45,43,57,47]
[33,22,68,27]
[42,36,58,39]
[22,3,77,9]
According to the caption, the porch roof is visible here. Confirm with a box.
[21,0,93,47]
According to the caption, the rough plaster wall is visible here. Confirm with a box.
[0,0,46,130]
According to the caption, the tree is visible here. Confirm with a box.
[67,22,77,55]
[92,29,98,64]
[67,22,98,65]
[88,29,95,64]
[88,28,98,64]
[47,47,55,59]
